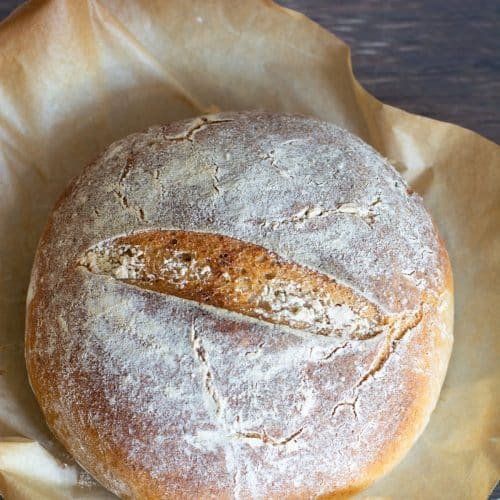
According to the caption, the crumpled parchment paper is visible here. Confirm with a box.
[0,1,498,498]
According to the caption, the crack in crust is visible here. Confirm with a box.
[112,152,146,222]
[112,116,236,217]
[211,164,221,195]
[112,191,145,221]
[320,341,350,361]
[263,149,294,179]
[190,321,224,419]
[252,195,382,231]
[331,399,358,419]
[234,427,304,446]
[189,322,243,488]
[164,116,235,143]
[331,302,425,418]
[189,321,304,454]
[355,305,424,389]
[232,466,242,499]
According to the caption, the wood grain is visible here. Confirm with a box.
[0,0,498,141]
[278,0,499,142]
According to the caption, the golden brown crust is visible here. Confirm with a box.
[25,111,453,498]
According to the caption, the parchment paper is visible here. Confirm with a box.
[0,1,498,498]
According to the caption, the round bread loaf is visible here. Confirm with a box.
[25,111,453,498]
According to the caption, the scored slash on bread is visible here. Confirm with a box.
[78,229,421,343]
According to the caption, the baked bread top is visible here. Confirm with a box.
[26,111,453,498]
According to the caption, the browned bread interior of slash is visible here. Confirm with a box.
[78,230,389,339]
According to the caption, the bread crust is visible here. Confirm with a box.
[25,111,453,498]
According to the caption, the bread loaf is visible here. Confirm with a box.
[25,111,453,498]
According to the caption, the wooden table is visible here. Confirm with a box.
[1,0,498,142]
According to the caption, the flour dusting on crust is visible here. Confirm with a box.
[25,112,453,499]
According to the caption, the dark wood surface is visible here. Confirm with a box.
[1,0,498,142]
